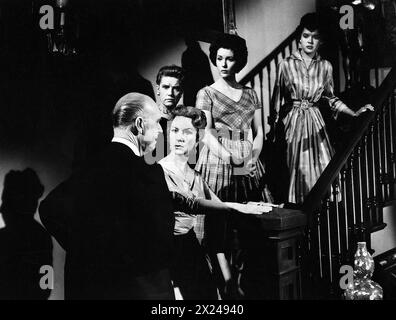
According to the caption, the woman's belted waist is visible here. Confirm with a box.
[292,99,315,109]
[215,128,247,141]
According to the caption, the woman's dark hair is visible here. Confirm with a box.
[156,65,185,87]
[171,105,207,141]
[297,12,324,38]
[209,33,248,73]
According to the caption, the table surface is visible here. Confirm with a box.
[238,207,307,231]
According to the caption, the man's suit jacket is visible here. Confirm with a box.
[39,142,175,299]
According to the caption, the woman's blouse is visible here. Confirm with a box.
[159,159,219,237]
[195,86,261,133]
[272,50,348,121]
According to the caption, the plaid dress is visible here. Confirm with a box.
[195,86,271,203]
[272,50,348,203]
[195,86,272,253]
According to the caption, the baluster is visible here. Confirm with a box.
[316,211,323,279]
[306,211,320,293]
[341,167,349,254]
[349,151,361,248]
[332,178,342,257]
[363,133,373,229]
[288,42,293,57]
[258,68,265,147]
[356,143,366,242]
[258,69,264,106]
[267,63,271,119]
[349,153,357,229]
[376,112,385,208]
[382,101,389,201]
[324,196,333,284]
[331,176,343,292]
[357,144,364,224]
[370,122,379,225]
[390,93,396,197]
[250,77,255,90]
[385,95,394,198]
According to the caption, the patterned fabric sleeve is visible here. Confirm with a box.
[271,60,287,123]
[202,178,221,202]
[170,191,199,215]
[249,88,262,110]
[322,61,348,119]
[195,87,213,112]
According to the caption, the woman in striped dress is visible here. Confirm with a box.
[272,13,374,204]
[195,33,272,298]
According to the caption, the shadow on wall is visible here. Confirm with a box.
[0,168,52,300]
[182,38,214,106]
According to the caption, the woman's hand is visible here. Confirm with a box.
[228,152,244,167]
[244,158,257,177]
[354,104,375,117]
[225,202,272,214]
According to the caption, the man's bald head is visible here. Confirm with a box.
[112,92,159,129]
[112,92,163,154]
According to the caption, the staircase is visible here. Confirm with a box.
[240,29,300,136]
[240,30,396,299]
[301,67,396,299]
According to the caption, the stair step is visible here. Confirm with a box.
[384,199,396,208]
[370,223,388,233]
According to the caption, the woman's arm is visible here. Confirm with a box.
[170,189,268,216]
[252,108,264,160]
[323,61,374,118]
[201,110,235,164]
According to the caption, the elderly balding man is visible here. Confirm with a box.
[39,93,176,300]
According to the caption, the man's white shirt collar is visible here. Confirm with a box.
[111,137,141,156]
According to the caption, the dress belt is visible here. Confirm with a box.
[217,129,245,141]
[292,99,314,109]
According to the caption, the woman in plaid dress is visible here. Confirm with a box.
[195,34,272,298]
[271,13,373,204]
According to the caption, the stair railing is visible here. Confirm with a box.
[301,66,396,298]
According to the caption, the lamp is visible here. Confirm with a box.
[47,0,77,56]
[352,0,376,10]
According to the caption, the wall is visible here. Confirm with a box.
[234,0,316,81]
[137,0,316,107]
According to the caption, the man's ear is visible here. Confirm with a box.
[132,117,144,135]
[156,85,160,96]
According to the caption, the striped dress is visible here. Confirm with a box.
[272,50,348,204]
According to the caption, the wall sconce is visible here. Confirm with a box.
[352,0,377,10]
[47,0,77,56]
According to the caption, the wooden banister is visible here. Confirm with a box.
[303,66,396,217]
[240,29,299,86]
